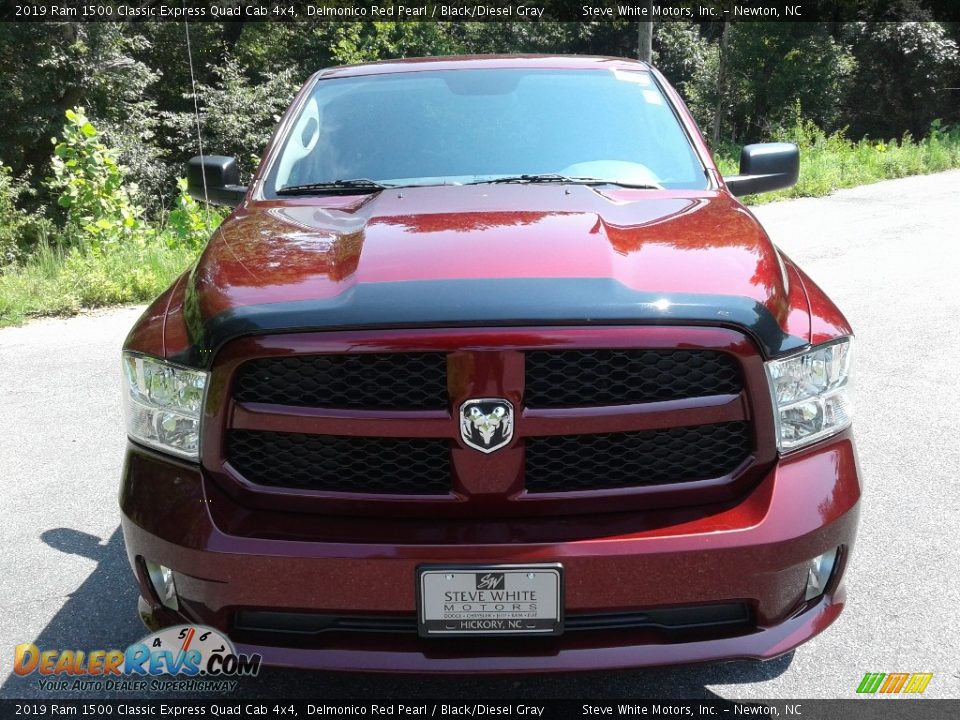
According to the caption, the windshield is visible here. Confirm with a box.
[264,68,708,195]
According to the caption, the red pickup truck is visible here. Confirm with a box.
[120,55,860,673]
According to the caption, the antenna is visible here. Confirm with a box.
[184,21,209,208]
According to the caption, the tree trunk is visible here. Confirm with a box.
[711,21,731,145]
[637,7,653,63]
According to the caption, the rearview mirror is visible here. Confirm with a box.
[186,155,247,207]
[723,143,799,197]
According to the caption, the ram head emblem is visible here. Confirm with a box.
[459,399,514,454]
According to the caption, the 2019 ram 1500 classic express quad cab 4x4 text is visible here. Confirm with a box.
[120,55,860,673]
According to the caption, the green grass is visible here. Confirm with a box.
[0,241,197,328]
[716,122,960,204]
[3,124,960,328]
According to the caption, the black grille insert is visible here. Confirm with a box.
[233,603,751,637]
[227,431,450,495]
[524,422,751,492]
[233,353,448,410]
[524,349,741,407]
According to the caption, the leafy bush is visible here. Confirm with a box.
[0,163,52,266]
[0,109,224,326]
[47,107,148,253]
[162,178,224,250]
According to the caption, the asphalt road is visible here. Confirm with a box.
[2,171,959,701]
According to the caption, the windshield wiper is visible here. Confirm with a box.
[471,173,576,185]
[276,179,392,196]
[468,174,661,190]
[579,178,663,190]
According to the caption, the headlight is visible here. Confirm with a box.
[122,352,208,460]
[765,338,853,452]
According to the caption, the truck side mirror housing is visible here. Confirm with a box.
[724,143,799,197]
[186,155,247,207]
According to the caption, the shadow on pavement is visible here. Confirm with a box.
[2,527,794,700]
[2,528,144,699]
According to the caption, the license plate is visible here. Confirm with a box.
[417,564,563,637]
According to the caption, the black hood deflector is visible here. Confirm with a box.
[173,277,805,368]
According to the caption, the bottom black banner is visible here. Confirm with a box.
[1,700,958,720]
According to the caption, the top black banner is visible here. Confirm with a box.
[3,0,960,23]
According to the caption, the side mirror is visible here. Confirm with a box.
[723,143,799,197]
[186,155,247,207]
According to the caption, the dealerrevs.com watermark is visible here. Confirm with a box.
[13,625,260,693]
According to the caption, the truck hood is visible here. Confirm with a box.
[178,184,803,365]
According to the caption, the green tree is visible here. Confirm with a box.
[0,24,158,205]
[162,59,298,183]
[654,22,717,131]
[722,23,855,142]
[844,20,959,138]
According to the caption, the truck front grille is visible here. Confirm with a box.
[524,422,750,493]
[216,329,760,510]
[227,431,450,495]
[524,349,741,407]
